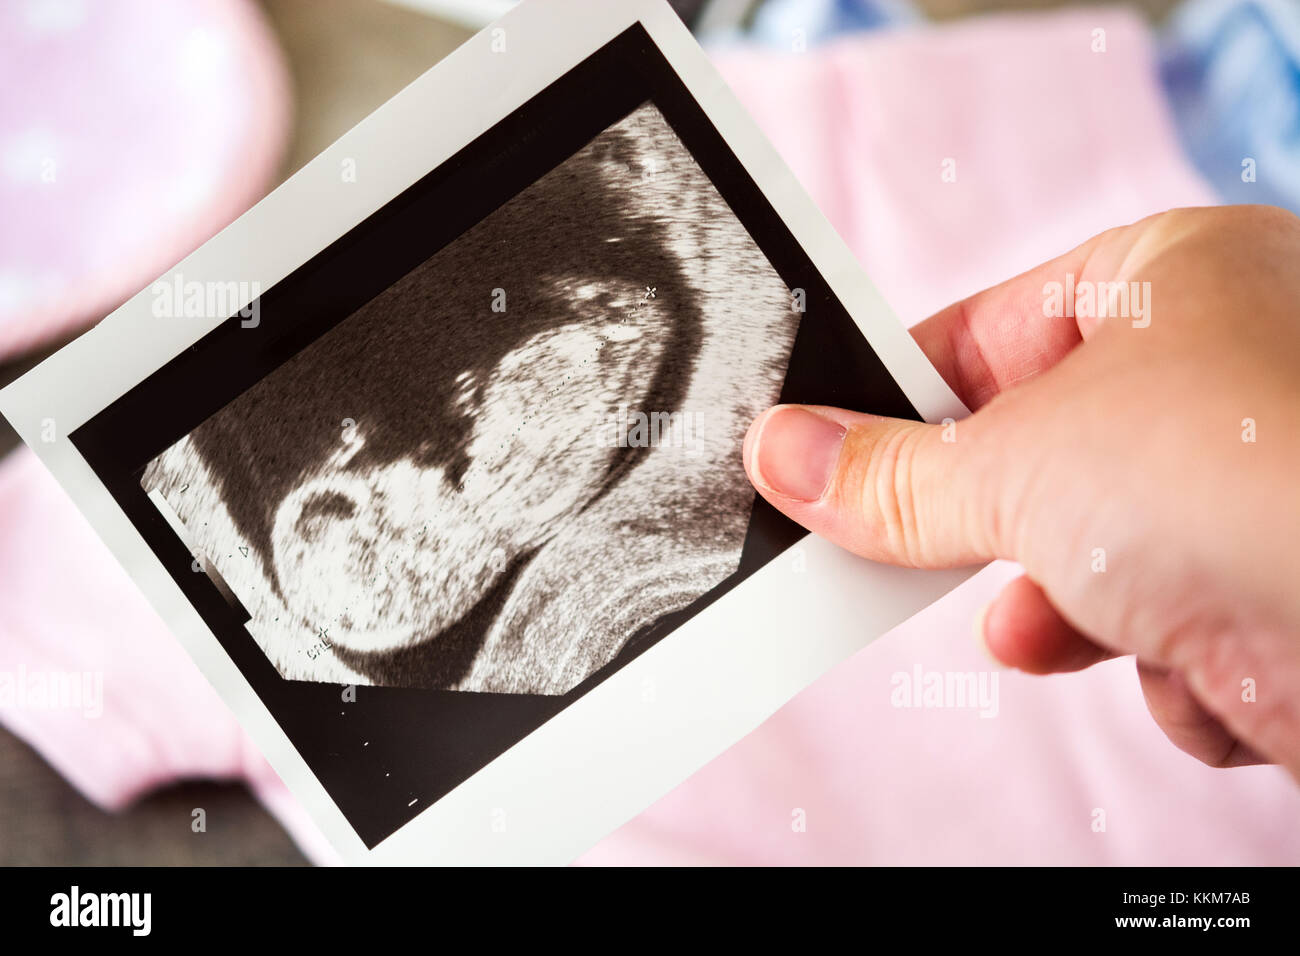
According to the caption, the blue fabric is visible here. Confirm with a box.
[701,0,917,48]
[1161,0,1300,214]
[751,0,918,45]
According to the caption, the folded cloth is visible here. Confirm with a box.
[0,0,290,361]
[2,6,1297,866]
[1161,0,1300,214]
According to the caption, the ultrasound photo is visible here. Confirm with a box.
[141,103,801,695]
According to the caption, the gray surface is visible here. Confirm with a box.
[0,729,306,865]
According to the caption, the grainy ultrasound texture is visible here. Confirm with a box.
[142,103,799,694]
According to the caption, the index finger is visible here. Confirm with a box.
[908,224,1138,410]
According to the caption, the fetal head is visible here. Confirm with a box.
[270,463,511,654]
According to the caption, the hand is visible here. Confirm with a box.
[743,205,1300,779]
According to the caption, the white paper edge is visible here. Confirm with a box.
[0,0,975,865]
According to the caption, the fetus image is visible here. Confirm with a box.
[142,103,800,694]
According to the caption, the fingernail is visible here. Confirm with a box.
[750,406,846,502]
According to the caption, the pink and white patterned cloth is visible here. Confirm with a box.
[0,0,290,360]
[2,5,1297,865]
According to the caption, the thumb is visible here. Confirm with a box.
[742,404,1008,568]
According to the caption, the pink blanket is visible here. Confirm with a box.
[0,0,289,360]
[3,7,1297,865]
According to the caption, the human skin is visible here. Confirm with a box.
[742,205,1300,780]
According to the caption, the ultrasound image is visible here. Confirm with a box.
[141,103,800,694]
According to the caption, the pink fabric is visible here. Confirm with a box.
[2,7,1297,865]
[0,449,337,864]
[0,0,291,360]
[578,8,1300,865]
